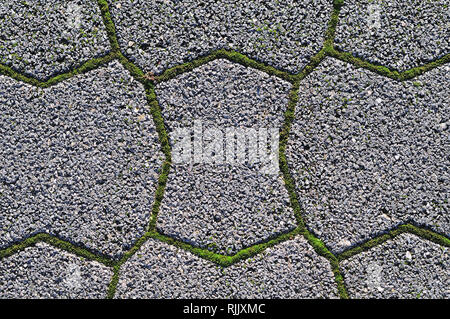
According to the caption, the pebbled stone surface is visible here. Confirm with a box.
[0,0,110,80]
[155,59,297,255]
[115,238,224,299]
[335,0,449,71]
[115,235,338,298]
[0,242,112,298]
[109,0,333,74]
[0,61,163,259]
[286,58,449,253]
[0,1,448,300]
[222,235,339,298]
[341,233,449,298]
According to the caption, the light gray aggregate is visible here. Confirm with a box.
[286,58,449,253]
[335,0,449,71]
[0,0,110,80]
[0,242,112,298]
[155,59,297,255]
[0,61,163,258]
[109,0,333,74]
[115,238,225,299]
[115,235,338,298]
[223,235,339,298]
[341,233,449,298]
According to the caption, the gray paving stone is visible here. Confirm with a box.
[335,0,449,71]
[0,61,163,259]
[0,242,112,298]
[286,58,449,253]
[0,0,110,80]
[155,59,297,255]
[109,0,333,74]
[115,235,338,298]
[341,233,449,298]
[115,238,225,299]
[223,235,339,298]
[0,0,448,299]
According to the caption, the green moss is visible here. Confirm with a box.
[106,265,121,299]
[96,0,120,52]
[326,47,450,81]
[230,228,302,266]
[116,52,145,81]
[278,49,350,298]
[0,233,114,268]
[326,47,396,79]
[399,54,450,80]
[399,224,450,247]
[0,52,117,88]
[337,224,449,263]
[0,63,41,87]
[323,0,344,50]
[279,81,303,226]
[44,52,117,87]
[156,49,296,84]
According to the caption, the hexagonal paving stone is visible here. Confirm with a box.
[286,58,449,253]
[0,0,110,80]
[156,59,297,255]
[222,236,339,299]
[335,0,449,71]
[0,61,163,259]
[115,236,338,298]
[0,242,112,298]
[109,0,333,74]
[341,233,449,298]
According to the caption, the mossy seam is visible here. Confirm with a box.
[278,49,349,299]
[1,223,446,298]
[96,0,120,52]
[337,223,450,262]
[0,52,117,88]
[323,0,345,51]
[155,49,297,84]
[0,232,115,268]
[326,47,450,81]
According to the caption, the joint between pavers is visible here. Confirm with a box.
[96,0,121,53]
[323,0,345,51]
[0,52,117,88]
[326,47,450,81]
[154,49,297,85]
[0,232,116,268]
[337,223,450,263]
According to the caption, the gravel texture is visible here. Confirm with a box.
[115,235,338,298]
[109,0,332,74]
[155,59,297,255]
[115,238,225,299]
[286,58,449,253]
[335,0,449,71]
[0,61,163,259]
[0,242,112,298]
[341,233,449,298]
[0,0,110,80]
[222,235,339,298]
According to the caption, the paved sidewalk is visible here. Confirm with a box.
[0,0,448,299]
